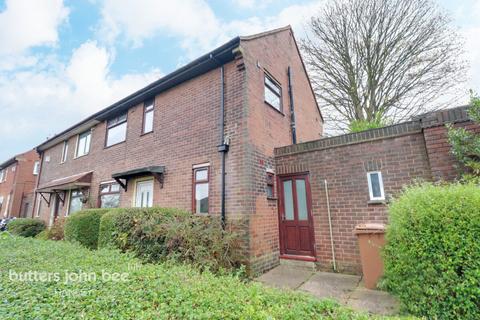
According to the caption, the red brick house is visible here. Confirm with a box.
[32,25,479,275]
[0,149,40,218]
[33,26,323,272]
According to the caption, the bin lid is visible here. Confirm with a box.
[354,223,386,234]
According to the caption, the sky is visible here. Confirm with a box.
[0,0,479,161]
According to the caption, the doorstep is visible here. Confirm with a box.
[280,255,316,271]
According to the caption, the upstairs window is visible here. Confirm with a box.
[76,130,91,157]
[193,167,209,214]
[33,161,40,175]
[106,113,127,147]
[264,73,282,111]
[367,171,385,201]
[61,141,68,163]
[143,99,154,134]
[99,182,121,208]
[0,169,5,182]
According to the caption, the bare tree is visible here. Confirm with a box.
[301,0,467,132]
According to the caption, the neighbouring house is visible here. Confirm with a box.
[33,26,323,272]
[0,149,40,218]
[32,25,479,275]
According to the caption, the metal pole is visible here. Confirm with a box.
[325,179,337,271]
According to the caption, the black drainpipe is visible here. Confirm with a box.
[287,66,297,144]
[217,65,229,229]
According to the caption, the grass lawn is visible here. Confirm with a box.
[0,235,403,319]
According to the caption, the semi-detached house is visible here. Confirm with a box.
[33,26,323,273]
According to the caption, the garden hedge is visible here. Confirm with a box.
[64,208,111,249]
[98,207,244,272]
[383,183,480,319]
[0,236,379,319]
[7,218,45,237]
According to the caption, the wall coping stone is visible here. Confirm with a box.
[275,106,472,157]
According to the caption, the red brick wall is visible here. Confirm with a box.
[0,150,39,218]
[274,115,480,273]
[275,131,432,273]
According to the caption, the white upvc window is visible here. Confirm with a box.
[33,161,40,175]
[61,141,69,163]
[367,171,385,201]
[76,130,91,157]
[0,169,5,182]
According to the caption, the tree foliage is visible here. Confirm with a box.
[302,0,466,132]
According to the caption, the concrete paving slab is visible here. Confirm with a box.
[348,287,400,315]
[256,265,314,290]
[298,272,361,304]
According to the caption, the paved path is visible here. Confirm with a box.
[256,265,399,316]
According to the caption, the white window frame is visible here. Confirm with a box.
[75,130,91,158]
[367,171,385,201]
[264,73,282,112]
[133,179,154,208]
[106,113,128,147]
[33,161,40,175]
[0,169,4,183]
[61,141,69,163]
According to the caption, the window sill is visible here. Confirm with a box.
[104,140,126,149]
[140,131,153,137]
[73,153,89,160]
[368,199,387,205]
[265,101,285,116]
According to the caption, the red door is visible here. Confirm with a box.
[278,174,315,257]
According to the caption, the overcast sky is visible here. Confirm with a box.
[0,0,478,161]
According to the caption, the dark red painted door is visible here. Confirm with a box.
[278,174,315,257]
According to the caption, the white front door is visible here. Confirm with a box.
[135,180,154,208]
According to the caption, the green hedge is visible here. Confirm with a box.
[35,217,66,241]
[0,236,380,319]
[383,183,480,319]
[7,218,45,237]
[98,207,244,273]
[64,208,111,249]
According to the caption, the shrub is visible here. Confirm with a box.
[7,218,45,237]
[383,183,480,319]
[64,208,111,249]
[99,207,244,273]
[34,230,49,240]
[0,236,375,319]
[447,91,480,177]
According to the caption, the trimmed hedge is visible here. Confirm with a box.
[383,183,480,319]
[64,208,111,249]
[35,217,66,241]
[98,207,244,272]
[7,218,45,237]
[0,236,380,319]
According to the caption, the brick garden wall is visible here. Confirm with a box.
[274,109,480,273]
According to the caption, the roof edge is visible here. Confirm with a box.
[36,36,241,152]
